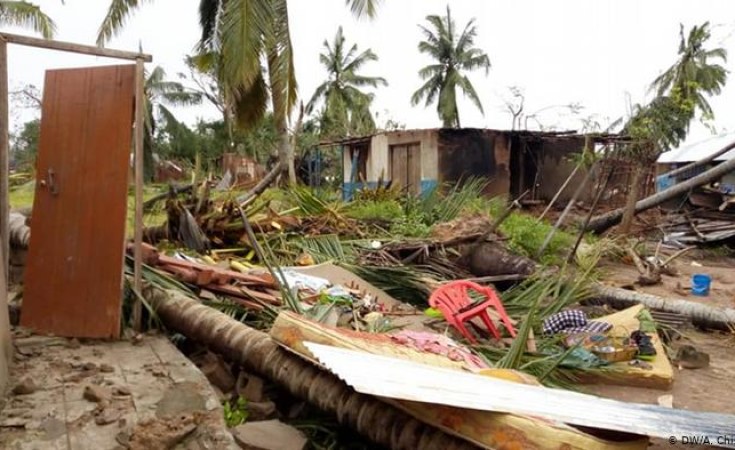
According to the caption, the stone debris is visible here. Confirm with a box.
[83,384,112,403]
[232,420,307,450]
[11,378,38,396]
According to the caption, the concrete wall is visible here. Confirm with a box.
[343,130,440,197]
[0,247,13,397]
[534,137,590,202]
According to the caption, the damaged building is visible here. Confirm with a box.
[334,128,620,201]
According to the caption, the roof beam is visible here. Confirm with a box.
[0,33,152,62]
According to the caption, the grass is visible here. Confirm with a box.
[10,181,169,237]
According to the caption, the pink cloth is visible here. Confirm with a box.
[390,330,489,369]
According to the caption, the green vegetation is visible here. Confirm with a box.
[223,396,249,427]
[345,200,404,222]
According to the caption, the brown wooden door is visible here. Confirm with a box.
[21,65,136,338]
[390,143,421,195]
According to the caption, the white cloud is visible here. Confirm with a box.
[7,0,735,146]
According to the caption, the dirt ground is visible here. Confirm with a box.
[594,252,735,449]
[599,254,735,311]
[588,331,735,449]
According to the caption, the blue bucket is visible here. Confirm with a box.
[692,274,711,297]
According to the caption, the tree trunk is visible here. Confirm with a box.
[662,139,735,179]
[592,285,735,331]
[8,212,30,249]
[276,117,295,185]
[618,166,643,234]
[146,287,476,450]
[587,156,735,234]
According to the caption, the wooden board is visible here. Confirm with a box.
[21,65,136,338]
[270,312,648,450]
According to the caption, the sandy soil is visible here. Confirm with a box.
[599,254,735,311]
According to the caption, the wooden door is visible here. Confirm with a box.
[390,143,421,195]
[21,65,136,338]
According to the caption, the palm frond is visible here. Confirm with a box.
[345,0,381,19]
[267,0,298,124]
[97,0,147,46]
[1,0,56,39]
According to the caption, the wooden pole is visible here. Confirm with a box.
[0,32,152,62]
[0,38,8,286]
[132,58,145,330]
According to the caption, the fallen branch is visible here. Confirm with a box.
[237,162,284,206]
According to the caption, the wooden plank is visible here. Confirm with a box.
[0,32,152,62]
[132,58,145,330]
[21,65,136,338]
[0,39,7,285]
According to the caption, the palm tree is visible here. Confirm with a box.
[97,0,382,184]
[0,1,55,38]
[143,66,203,180]
[307,26,387,138]
[651,22,727,121]
[411,5,490,128]
[615,22,728,234]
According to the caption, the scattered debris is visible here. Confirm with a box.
[231,420,307,450]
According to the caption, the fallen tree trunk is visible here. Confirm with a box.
[592,284,735,331]
[662,139,735,179]
[587,156,735,233]
[9,212,30,249]
[147,287,476,450]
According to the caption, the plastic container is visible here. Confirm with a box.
[691,274,711,297]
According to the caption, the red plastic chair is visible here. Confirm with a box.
[429,280,516,344]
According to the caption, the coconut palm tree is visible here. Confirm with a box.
[651,22,727,121]
[97,0,382,184]
[143,66,203,180]
[0,1,55,38]
[307,26,387,138]
[411,5,490,128]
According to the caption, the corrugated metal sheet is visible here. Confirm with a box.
[658,132,735,163]
[305,342,735,447]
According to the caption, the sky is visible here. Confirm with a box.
[6,0,735,146]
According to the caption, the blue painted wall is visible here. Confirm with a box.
[343,179,439,200]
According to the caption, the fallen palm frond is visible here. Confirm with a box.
[348,264,443,306]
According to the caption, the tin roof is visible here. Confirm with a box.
[658,132,735,163]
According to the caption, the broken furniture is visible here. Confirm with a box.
[429,280,516,343]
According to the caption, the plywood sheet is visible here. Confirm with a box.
[21,65,136,338]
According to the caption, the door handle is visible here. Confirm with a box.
[39,168,59,196]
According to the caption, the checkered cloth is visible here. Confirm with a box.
[542,310,612,335]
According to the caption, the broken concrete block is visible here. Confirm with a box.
[232,420,307,450]
[83,385,111,403]
[246,401,277,421]
[12,378,38,396]
[200,353,236,393]
[236,372,265,403]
